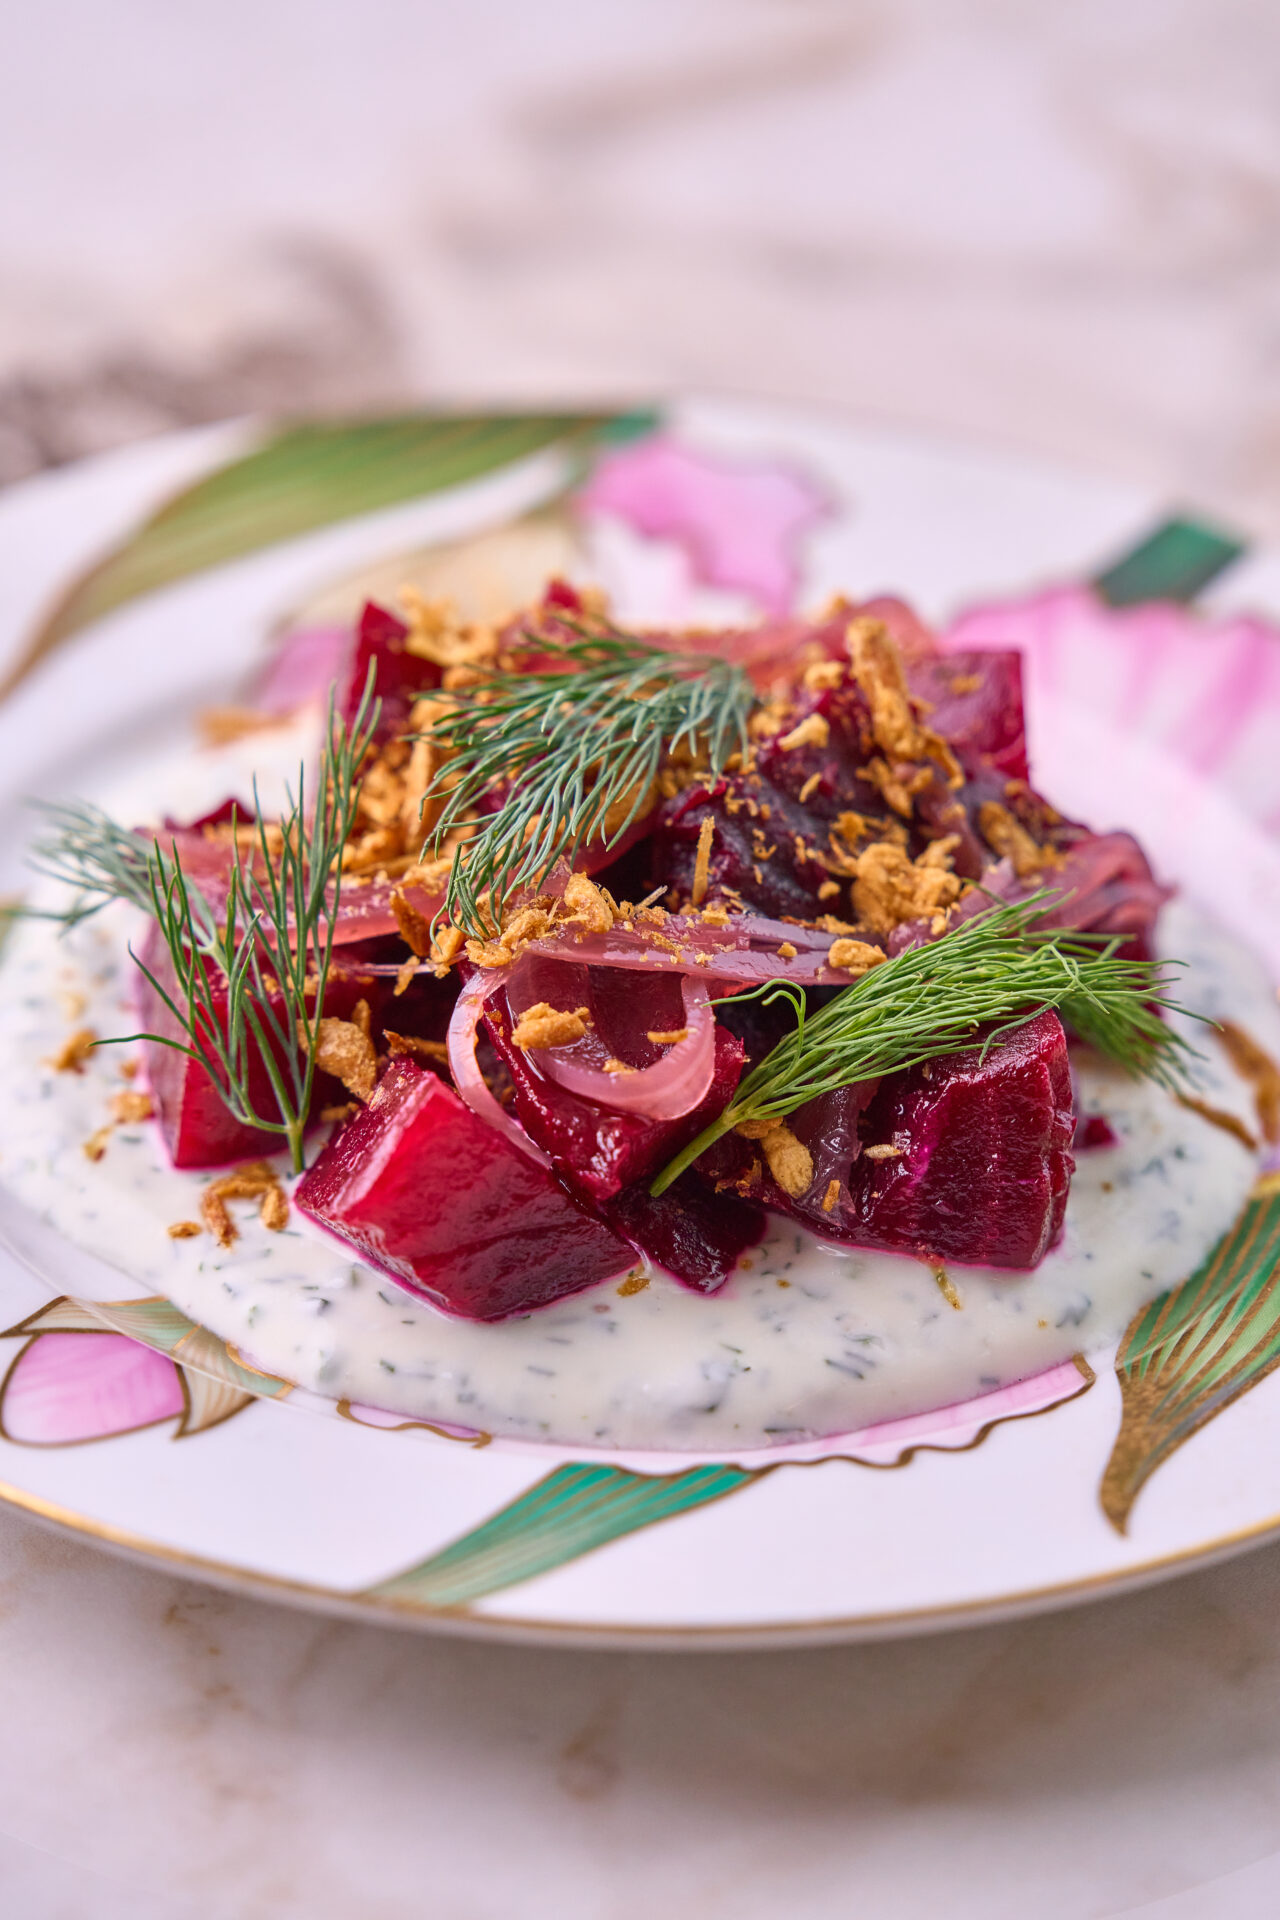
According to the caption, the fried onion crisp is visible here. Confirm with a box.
[258,1184,290,1232]
[562,872,615,933]
[511,1003,592,1051]
[201,1188,236,1248]
[308,1017,378,1102]
[49,1027,97,1074]
[390,887,433,958]
[760,1122,814,1197]
[734,1116,814,1197]
[847,616,962,789]
[827,938,886,975]
[690,814,715,909]
[198,1160,290,1248]
[977,801,1060,880]
[852,841,964,935]
[778,712,830,752]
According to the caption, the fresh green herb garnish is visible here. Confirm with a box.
[31,674,379,1173]
[417,625,753,938]
[650,897,1199,1195]
[28,803,157,924]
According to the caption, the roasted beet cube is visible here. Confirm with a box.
[339,600,442,739]
[713,1010,1075,1271]
[905,649,1029,783]
[842,1009,1075,1268]
[604,1173,765,1293]
[483,992,745,1206]
[648,679,883,917]
[295,1058,630,1319]
[138,924,381,1169]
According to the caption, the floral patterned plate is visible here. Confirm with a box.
[0,399,1277,1649]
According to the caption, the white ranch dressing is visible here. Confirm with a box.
[0,727,1272,1452]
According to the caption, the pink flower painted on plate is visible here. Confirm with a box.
[943,585,1280,834]
[1,1332,184,1445]
[253,623,350,715]
[577,434,833,616]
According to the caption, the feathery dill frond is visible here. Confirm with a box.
[29,670,380,1172]
[416,624,754,937]
[29,801,156,923]
[650,896,1200,1195]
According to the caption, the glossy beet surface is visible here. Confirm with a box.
[295,1058,631,1320]
[138,925,380,1169]
[842,1009,1075,1268]
[708,1009,1074,1270]
[482,989,758,1290]
[604,1173,765,1293]
[483,991,745,1205]
[339,600,441,739]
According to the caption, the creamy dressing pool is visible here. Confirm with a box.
[0,890,1271,1450]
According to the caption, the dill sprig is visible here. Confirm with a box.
[417,624,754,937]
[650,897,1199,1195]
[31,673,379,1173]
[28,802,156,924]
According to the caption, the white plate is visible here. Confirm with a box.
[0,399,1277,1648]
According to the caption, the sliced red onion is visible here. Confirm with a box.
[505,952,717,1121]
[523,911,867,989]
[446,970,552,1168]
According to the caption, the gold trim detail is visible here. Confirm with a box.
[2,1470,1279,1646]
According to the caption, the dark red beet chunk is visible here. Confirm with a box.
[711,1010,1074,1270]
[483,992,746,1205]
[604,1174,765,1293]
[905,649,1029,783]
[138,925,382,1170]
[841,1010,1075,1268]
[1076,1112,1119,1150]
[295,1058,630,1320]
[339,600,442,739]
[648,671,884,918]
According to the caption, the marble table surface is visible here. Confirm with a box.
[4,1,1280,1912]
[6,1492,1280,1919]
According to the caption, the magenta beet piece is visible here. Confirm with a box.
[906,649,1029,783]
[842,1009,1075,1269]
[138,924,381,1170]
[605,1173,765,1293]
[648,672,882,918]
[295,1058,630,1319]
[339,600,442,738]
[482,991,745,1206]
[714,1010,1075,1270]
[161,796,249,835]
[1076,1112,1119,1150]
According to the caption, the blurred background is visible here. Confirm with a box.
[4,0,1280,535]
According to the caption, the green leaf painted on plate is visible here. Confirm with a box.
[362,1460,757,1611]
[1,1295,291,1402]
[1101,1174,1280,1533]
[176,1366,257,1436]
[8,408,657,696]
[1092,514,1246,607]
